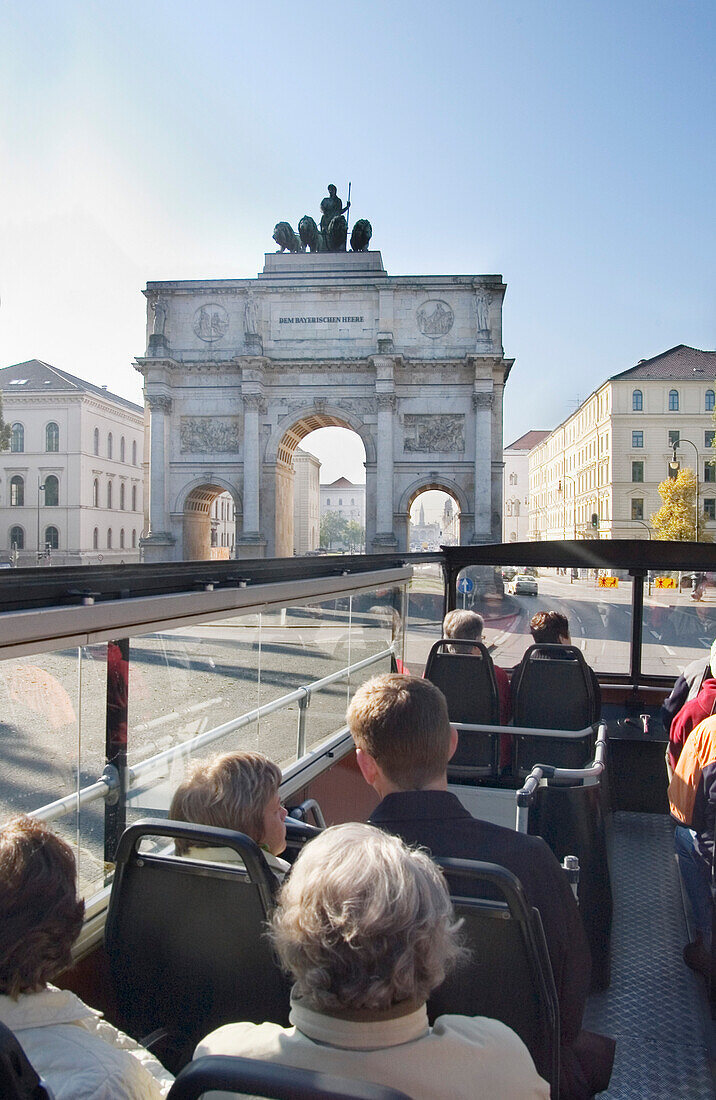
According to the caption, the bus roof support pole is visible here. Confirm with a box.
[104,638,129,863]
[629,571,645,687]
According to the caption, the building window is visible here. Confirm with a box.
[107,433,113,459]
[107,481,113,509]
[94,428,99,456]
[705,431,715,448]
[9,526,24,550]
[120,436,126,462]
[705,462,716,484]
[10,424,24,452]
[132,440,137,464]
[632,389,643,411]
[339,498,343,505]
[631,461,644,483]
[120,529,125,549]
[44,526,59,550]
[10,476,24,507]
[668,430,680,447]
[120,483,125,510]
[93,527,99,549]
[632,431,643,448]
[631,498,644,520]
[93,479,99,507]
[107,528,113,549]
[706,390,715,412]
[704,499,716,520]
[326,498,330,506]
[45,422,59,452]
[131,484,137,511]
[668,389,679,411]
[132,529,137,548]
[44,475,59,507]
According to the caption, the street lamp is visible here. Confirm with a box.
[36,479,46,565]
[634,519,652,594]
[669,439,700,542]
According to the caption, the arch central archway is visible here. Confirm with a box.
[271,410,372,558]
[398,477,469,551]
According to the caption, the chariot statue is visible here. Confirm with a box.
[272,185,373,254]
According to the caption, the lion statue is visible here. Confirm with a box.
[325,214,347,252]
[298,215,322,253]
[272,222,303,253]
[350,219,372,252]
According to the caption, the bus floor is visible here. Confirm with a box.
[583,812,715,1098]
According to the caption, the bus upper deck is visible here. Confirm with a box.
[0,539,714,1097]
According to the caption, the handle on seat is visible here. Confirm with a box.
[515,722,608,809]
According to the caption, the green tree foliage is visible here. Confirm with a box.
[651,468,713,542]
[319,511,365,552]
[0,393,11,451]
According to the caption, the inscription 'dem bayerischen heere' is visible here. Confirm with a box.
[279,315,364,324]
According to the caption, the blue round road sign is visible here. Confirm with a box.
[457,576,474,595]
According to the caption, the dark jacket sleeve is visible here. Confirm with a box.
[692,763,716,868]
[590,668,601,721]
[661,675,689,734]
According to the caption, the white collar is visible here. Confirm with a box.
[289,996,430,1051]
[0,985,101,1030]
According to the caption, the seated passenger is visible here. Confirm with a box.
[169,751,289,880]
[668,715,716,977]
[667,640,716,774]
[0,814,173,1099]
[529,610,601,718]
[661,639,715,739]
[442,609,512,724]
[349,673,615,1100]
[195,822,549,1100]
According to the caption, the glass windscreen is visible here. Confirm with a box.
[455,564,633,676]
[642,571,716,677]
[0,581,406,901]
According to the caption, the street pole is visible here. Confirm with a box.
[671,439,700,541]
[635,520,652,594]
[36,478,45,566]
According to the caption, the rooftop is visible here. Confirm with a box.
[0,360,143,414]
[505,429,551,451]
[610,345,716,383]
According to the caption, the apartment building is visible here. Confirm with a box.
[528,346,716,540]
[503,430,550,542]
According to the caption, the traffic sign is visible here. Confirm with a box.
[457,576,474,595]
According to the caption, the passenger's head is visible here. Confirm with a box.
[443,609,484,653]
[170,751,287,856]
[270,822,462,1013]
[347,673,455,792]
[530,610,570,645]
[0,815,85,998]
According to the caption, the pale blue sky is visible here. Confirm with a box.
[1,0,714,486]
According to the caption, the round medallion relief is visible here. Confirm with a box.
[193,303,229,342]
[416,299,454,338]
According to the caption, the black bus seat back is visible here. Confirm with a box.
[0,1019,55,1100]
[424,639,500,776]
[104,819,291,1064]
[511,645,597,775]
[168,1055,412,1099]
[426,857,560,1098]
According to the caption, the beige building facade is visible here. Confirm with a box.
[528,346,716,541]
[293,448,320,554]
[503,430,549,542]
[0,360,144,566]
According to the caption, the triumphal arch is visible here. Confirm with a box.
[136,193,513,560]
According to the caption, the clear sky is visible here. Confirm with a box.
[2,1,714,486]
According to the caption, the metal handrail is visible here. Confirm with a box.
[30,645,395,825]
[514,723,609,826]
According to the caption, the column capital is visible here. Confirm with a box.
[146,393,173,413]
[472,391,493,410]
[377,392,397,411]
[242,393,264,411]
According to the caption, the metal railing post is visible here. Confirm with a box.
[296,688,310,760]
[104,638,129,862]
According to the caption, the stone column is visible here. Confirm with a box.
[145,393,172,541]
[473,390,493,542]
[237,391,267,557]
[373,392,398,550]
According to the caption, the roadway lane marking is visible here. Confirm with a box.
[579,639,586,651]
[665,646,676,656]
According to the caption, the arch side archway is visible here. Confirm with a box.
[175,477,242,561]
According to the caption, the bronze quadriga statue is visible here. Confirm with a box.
[273,185,372,253]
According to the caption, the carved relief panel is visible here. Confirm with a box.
[180,417,242,453]
[403,414,465,453]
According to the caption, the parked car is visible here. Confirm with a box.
[510,573,538,596]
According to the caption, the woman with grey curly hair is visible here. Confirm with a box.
[195,822,548,1099]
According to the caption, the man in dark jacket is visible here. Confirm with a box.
[347,673,615,1100]
[668,652,716,773]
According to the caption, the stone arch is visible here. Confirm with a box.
[397,476,470,551]
[267,406,374,558]
[175,476,242,561]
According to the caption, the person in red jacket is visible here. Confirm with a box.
[668,642,716,775]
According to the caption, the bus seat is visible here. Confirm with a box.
[168,1055,412,1099]
[104,819,291,1072]
[426,857,560,1098]
[283,815,322,864]
[511,645,597,775]
[424,639,500,778]
[0,1019,55,1100]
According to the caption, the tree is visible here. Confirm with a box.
[650,468,713,542]
[0,393,10,451]
[319,511,349,549]
[344,520,365,553]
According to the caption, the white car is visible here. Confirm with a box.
[510,573,538,596]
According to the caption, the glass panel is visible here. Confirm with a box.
[406,563,445,674]
[642,573,716,677]
[457,565,633,676]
